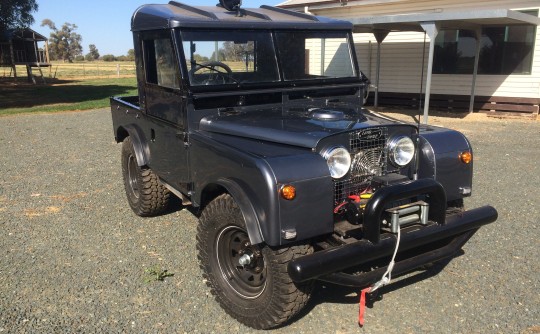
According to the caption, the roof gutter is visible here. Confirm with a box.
[280,0,418,12]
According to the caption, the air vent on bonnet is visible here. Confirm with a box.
[309,108,346,121]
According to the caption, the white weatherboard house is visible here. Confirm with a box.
[278,0,540,120]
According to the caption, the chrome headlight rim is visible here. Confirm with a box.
[388,136,415,167]
[322,146,351,179]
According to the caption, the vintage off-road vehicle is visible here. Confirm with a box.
[110,1,497,329]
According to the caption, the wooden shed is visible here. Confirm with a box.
[0,28,51,82]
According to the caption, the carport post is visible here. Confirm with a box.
[420,22,439,124]
[469,28,482,113]
[373,29,389,108]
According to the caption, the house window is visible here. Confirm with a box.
[433,10,537,75]
[433,29,476,74]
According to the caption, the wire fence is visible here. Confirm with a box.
[2,62,137,80]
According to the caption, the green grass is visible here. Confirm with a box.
[143,265,174,283]
[0,77,138,116]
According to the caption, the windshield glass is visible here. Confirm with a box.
[180,30,356,87]
[275,31,356,81]
[181,30,279,86]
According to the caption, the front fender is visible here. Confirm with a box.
[418,126,473,201]
[214,178,265,245]
[190,131,333,247]
[190,132,279,245]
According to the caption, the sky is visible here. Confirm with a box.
[30,0,283,56]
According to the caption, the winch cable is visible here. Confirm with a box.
[358,226,402,327]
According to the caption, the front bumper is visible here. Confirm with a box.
[288,180,497,287]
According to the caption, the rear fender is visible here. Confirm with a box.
[118,125,150,167]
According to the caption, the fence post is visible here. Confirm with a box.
[117,64,120,78]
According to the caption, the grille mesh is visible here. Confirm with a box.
[334,128,388,205]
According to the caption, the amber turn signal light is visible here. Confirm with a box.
[280,185,296,200]
[460,151,472,164]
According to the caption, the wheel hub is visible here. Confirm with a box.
[238,252,253,266]
[216,226,267,299]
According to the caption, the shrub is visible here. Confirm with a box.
[101,54,116,62]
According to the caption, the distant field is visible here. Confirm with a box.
[0,77,137,116]
[1,60,255,80]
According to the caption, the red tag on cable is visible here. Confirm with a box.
[358,287,371,327]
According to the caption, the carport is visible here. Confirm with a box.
[349,9,540,123]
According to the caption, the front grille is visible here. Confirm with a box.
[334,127,388,205]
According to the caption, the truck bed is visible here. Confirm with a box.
[112,95,140,109]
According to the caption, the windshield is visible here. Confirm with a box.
[181,30,279,86]
[180,30,356,87]
[275,31,356,81]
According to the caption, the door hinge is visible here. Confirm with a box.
[177,131,190,148]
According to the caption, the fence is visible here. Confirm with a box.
[1,62,137,79]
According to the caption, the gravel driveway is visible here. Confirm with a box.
[1,108,539,333]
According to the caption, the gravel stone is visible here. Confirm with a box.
[0,108,538,333]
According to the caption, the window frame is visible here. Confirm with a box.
[141,32,181,89]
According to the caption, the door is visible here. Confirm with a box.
[141,31,189,189]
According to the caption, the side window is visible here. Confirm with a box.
[144,37,180,89]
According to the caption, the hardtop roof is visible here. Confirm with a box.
[131,1,352,31]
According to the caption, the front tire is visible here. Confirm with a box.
[197,194,313,329]
[121,136,170,216]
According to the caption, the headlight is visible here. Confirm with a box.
[388,136,415,167]
[322,146,351,179]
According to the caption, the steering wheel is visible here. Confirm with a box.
[190,61,234,85]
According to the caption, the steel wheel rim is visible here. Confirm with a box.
[216,226,267,299]
[127,154,140,199]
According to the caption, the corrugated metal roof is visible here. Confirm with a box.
[131,1,352,31]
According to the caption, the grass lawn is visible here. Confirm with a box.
[0,77,138,116]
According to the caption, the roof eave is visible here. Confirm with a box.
[349,9,540,33]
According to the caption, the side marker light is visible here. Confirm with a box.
[280,185,296,200]
[460,151,472,164]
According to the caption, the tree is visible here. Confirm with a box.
[221,41,253,61]
[41,19,83,62]
[0,0,38,33]
[85,44,99,61]
[126,49,135,61]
